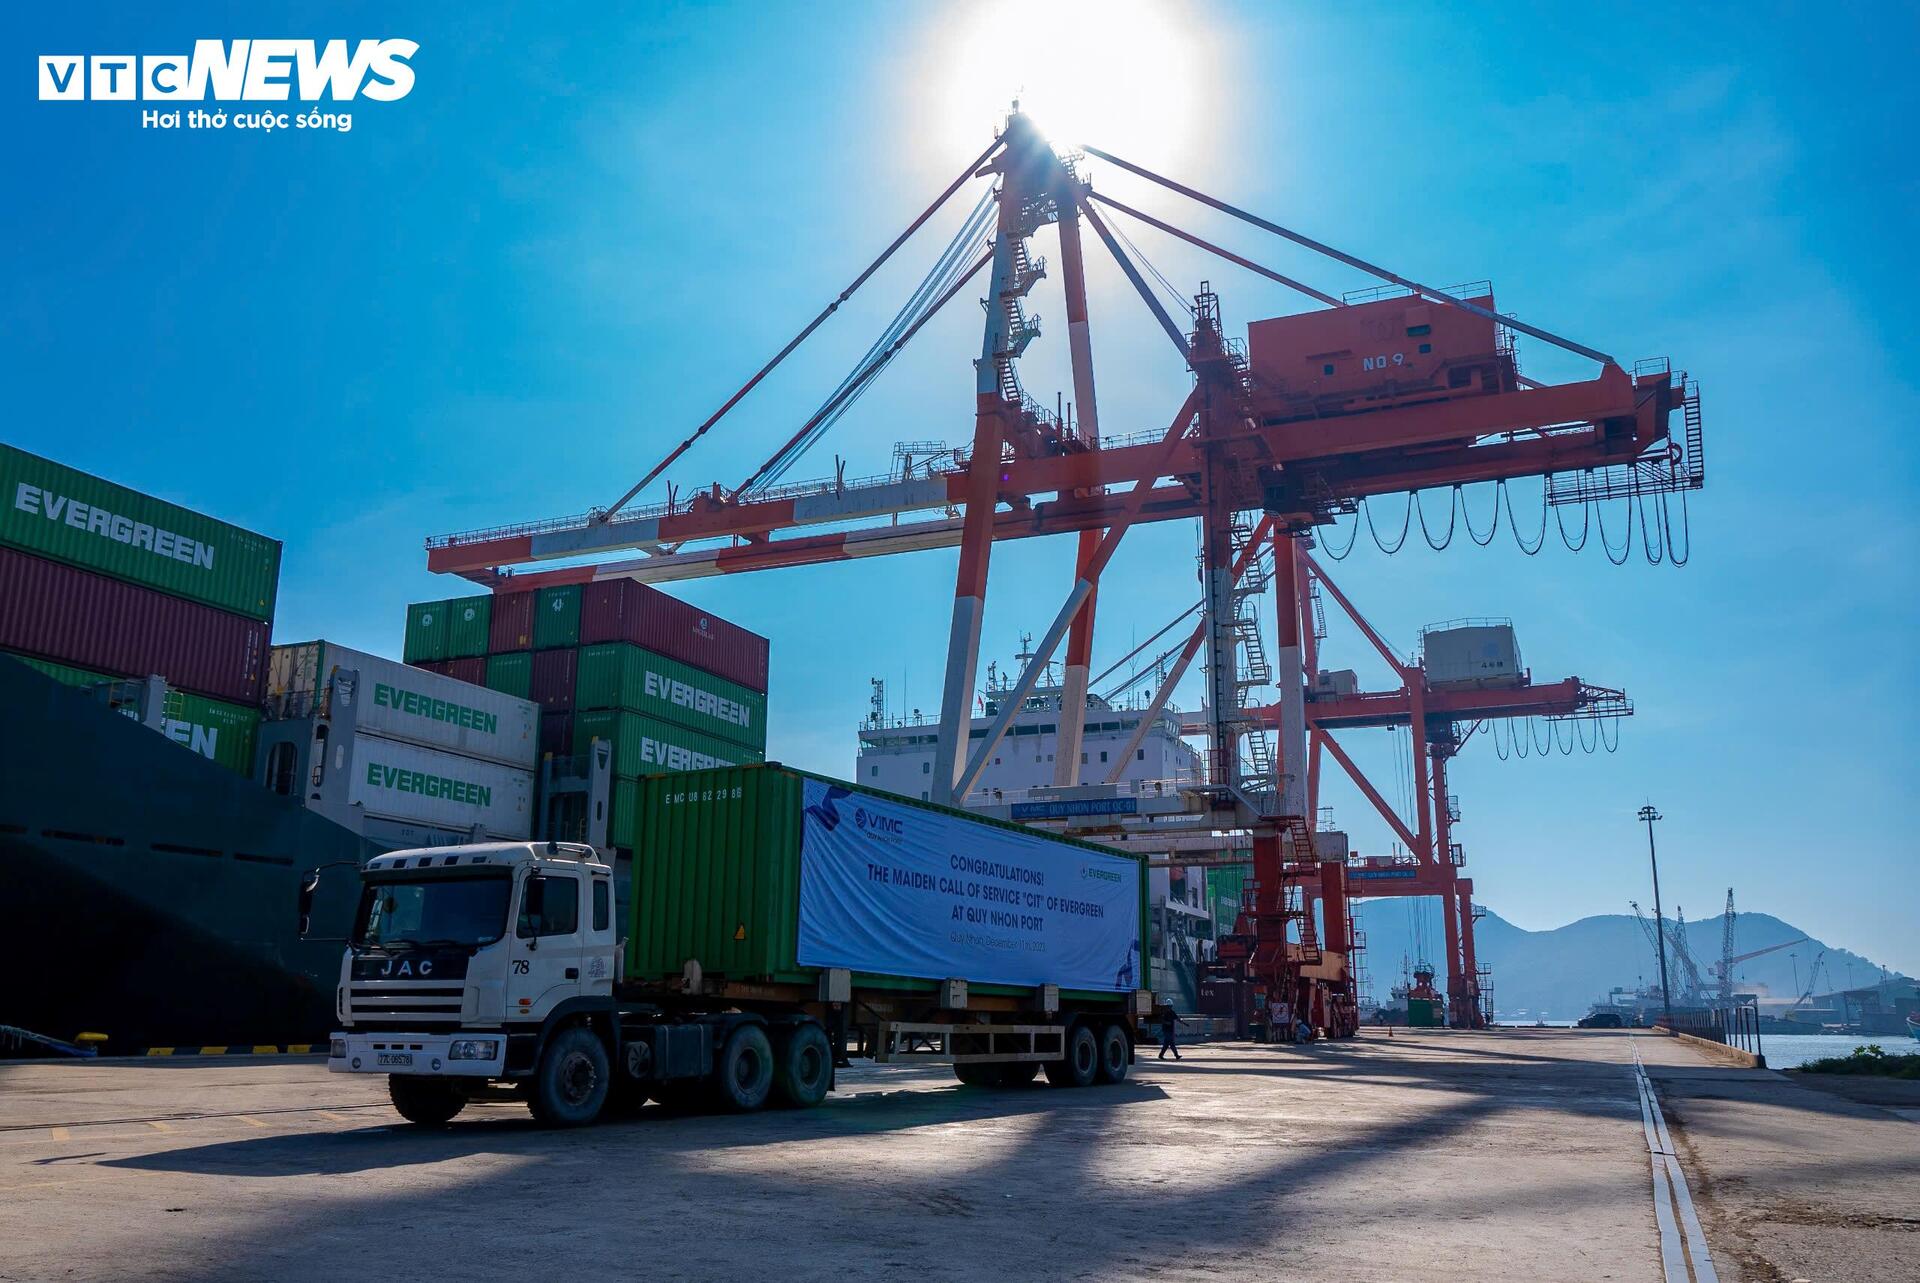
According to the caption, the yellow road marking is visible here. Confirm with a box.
[145,1120,175,1133]
[237,1115,268,1128]
[201,1045,227,1055]
[147,1047,174,1056]
[315,1111,352,1123]
[251,1044,277,1054]
[49,1127,69,1142]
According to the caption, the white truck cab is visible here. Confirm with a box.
[325,841,621,1121]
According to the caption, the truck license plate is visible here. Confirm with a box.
[377,1053,413,1066]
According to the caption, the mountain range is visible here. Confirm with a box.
[1349,903,1904,1018]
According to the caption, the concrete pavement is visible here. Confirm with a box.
[1,1030,1907,1282]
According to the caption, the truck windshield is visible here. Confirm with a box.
[353,875,512,949]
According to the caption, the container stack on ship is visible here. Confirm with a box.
[400,579,771,870]
[0,446,373,1052]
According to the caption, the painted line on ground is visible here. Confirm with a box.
[0,1103,389,1135]
[1632,1039,1719,1283]
[140,1044,320,1057]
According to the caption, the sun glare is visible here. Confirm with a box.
[916,0,1218,169]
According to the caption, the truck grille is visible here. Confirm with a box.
[347,983,465,1024]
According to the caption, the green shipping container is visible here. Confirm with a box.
[3,651,256,773]
[1407,998,1443,1028]
[404,599,449,663]
[533,585,581,649]
[446,594,493,658]
[485,651,533,700]
[574,641,768,751]
[625,765,1151,1001]
[573,708,764,779]
[0,444,282,622]
[156,688,260,775]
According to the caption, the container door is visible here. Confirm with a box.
[509,868,588,1020]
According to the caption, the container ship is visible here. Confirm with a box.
[0,445,768,1053]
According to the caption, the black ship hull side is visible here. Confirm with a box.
[0,658,374,1051]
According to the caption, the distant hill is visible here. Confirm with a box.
[1350,903,1903,1019]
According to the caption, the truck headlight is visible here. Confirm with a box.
[330,1038,346,1058]
[449,1039,499,1061]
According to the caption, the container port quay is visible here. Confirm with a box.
[6,33,1917,1283]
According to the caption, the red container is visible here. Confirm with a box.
[530,647,577,711]
[0,546,267,705]
[580,581,768,693]
[538,711,573,760]
[489,590,534,653]
[409,659,452,676]
[444,656,486,686]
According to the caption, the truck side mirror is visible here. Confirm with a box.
[520,875,545,944]
[297,870,320,937]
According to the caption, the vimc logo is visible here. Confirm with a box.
[39,40,417,102]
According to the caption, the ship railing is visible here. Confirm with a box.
[962,774,1207,807]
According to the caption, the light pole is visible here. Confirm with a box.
[1639,805,1673,1027]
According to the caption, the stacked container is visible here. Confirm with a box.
[263,641,540,844]
[0,444,280,773]
[401,577,770,851]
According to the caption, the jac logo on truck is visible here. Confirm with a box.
[38,40,418,101]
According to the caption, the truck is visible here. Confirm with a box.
[316,764,1154,1126]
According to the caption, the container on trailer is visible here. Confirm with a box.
[533,585,582,650]
[0,547,267,704]
[444,656,486,686]
[538,711,574,762]
[1422,622,1522,689]
[489,590,534,653]
[573,708,764,779]
[485,652,533,701]
[530,648,578,711]
[574,641,768,752]
[346,735,533,840]
[446,595,492,659]
[0,443,282,622]
[404,600,449,663]
[580,580,769,693]
[1407,997,1442,1027]
[266,640,538,769]
[626,765,1149,996]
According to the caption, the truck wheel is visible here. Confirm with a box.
[712,1024,774,1112]
[388,1075,465,1126]
[773,1024,832,1108]
[528,1025,610,1127]
[1095,1024,1131,1084]
[953,1061,993,1087]
[1045,1024,1100,1088]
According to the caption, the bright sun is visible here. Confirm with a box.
[917,0,1218,168]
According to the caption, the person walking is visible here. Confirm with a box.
[1156,1003,1184,1060]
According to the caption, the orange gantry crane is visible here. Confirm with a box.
[423,110,1703,1039]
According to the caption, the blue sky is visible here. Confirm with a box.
[5,4,1915,974]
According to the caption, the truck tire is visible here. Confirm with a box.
[773,1024,832,1108]
[528,1025,610,1127]
[1095,1024,1131,1084]
[1045,1024,1100,1088]
[712,1024,774,1113]
[388,1075,465,1126]
[953,1061,994,1087]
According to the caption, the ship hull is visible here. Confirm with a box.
[1,659,373,1052]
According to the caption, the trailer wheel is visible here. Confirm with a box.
[528,1025,610,1127]
[713,1024,774,1112]
[995,1061,1040,1088]
[1045,1024,1100,1088]
[773,1024,832,1108]
[952,1061,994,1087]
[1095,1024,1131,1084]
[388,1075,465,1126]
